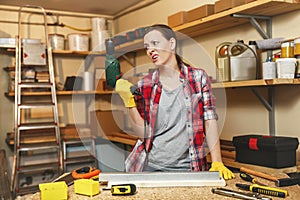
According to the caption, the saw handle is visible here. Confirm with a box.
[240,167,279,182]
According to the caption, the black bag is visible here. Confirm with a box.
[64,76,83,91]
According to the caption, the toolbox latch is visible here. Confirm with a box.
[249,138,259,150]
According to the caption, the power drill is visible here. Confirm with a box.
[105,38,121,89]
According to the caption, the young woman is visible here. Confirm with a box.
[116,24,234,180]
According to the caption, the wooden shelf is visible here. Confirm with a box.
[54,39,144,55]
[4,39,144,56]
[173,0,300,37]
[5,90,113,97]
[212,78,300,88]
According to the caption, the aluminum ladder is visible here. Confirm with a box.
[11,5,63,196]
[62,137,98,172]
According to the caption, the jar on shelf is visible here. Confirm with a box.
[281,41,294,58]
[294,38,300,56]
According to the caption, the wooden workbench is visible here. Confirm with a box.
[23,172,300,200]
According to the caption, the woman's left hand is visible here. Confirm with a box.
[209,162,235,180]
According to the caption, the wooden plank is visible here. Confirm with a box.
[212,79,267,88]
[5,90,113,97]
[0,150,12,200]
[221,157,298,174]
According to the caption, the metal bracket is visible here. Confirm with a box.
[251,87,275,136]
[232,13,275,135]
[232,14,273,58]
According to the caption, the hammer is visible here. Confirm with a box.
[240,167,300,187]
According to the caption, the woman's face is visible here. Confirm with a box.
[144,30,175,66]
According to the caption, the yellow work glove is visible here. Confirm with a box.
[209,162,235,180]
[115,79,136,108]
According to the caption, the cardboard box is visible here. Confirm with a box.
[233,135,299,168]
[187,4,215,22]
[95,79,106,91]
[168,11,187,28]
[90,110,124,137]
[215,0,245,13]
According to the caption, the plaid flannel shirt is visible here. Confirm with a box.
[125,64,218,172]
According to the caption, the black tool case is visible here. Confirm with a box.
[233,135,299,168]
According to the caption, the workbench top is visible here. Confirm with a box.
[23,172,300,200]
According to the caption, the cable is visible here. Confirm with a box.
[59,23,92,32]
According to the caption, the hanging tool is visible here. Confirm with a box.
[236,183,288,198]
[212,187,272,200]
[72,166,100,179]
[240,173,267,186]
[111,184,136,195]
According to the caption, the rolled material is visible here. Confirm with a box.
[83,71,93,91]
[68,33,89,51]
[91,17,106,31]
[91,30,110,51]
[91,17,110,51]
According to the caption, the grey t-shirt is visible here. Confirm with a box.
[147,84,190,171]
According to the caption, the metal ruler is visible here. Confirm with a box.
[99,171,226,188]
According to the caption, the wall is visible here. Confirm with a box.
[0,6,108,156]
[114,0,300,157]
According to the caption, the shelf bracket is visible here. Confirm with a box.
[232,14,272,39]
[251,87,275,136]
[232,14,272,57]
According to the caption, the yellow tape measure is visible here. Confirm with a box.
[111,184,136,195]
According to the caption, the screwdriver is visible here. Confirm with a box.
[240,173,267,186]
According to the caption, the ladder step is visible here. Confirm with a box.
[64,156,96,165]
[16,185,39,196]
[63,138,94,145]
[18,103,55,109]
[18,122,58,131]
[16,162,60,173]
[18,143,59,151]
[19,82,52,88]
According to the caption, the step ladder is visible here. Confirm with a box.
[62,137,98,172]
[11,5,63,195]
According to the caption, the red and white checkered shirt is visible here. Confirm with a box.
[125,64,218,172]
